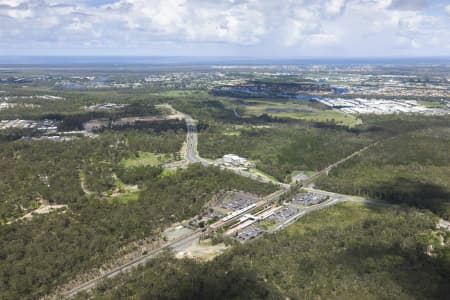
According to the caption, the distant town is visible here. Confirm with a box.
[317,98,449,115]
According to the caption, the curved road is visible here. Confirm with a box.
[57,109,426,298]
[182,112,288,188]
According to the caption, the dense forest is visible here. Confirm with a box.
[0,127,185,220]
[317,126,450,219]
[0,165,276,299]
[1,84,449,300]
[0,90,162,121]
[198,122,375,181]
[85,203,450,300]
[198,114,450,182]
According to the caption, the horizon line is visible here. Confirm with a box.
[1,55,450,59]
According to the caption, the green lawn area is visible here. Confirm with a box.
[256,218,277,230]
[159,168,178,177]
[249,168,280,183]
[418,100,448,109]
[121,151,173,168]
[279,109,359,127]
[102,174,141,203]
[241,100,359,127]
[288,201,373,234]
[110,192,139,204]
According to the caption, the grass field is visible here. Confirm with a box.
[248,168,280,183]
[257,218,277,230]
[239,99,360,127]
[121,151,173,168]
[159,168,178,177]
[111,192,139,204]
[288,201,375,234]
[418,100,448,109]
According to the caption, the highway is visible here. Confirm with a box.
[184,116,211,165]
[59,190,288,298]
[183,109,383,189]
[60,185,448,298]
[303,187,395,207]
[58,109,440,299]
[60,108,363,298]
[182,112,288,188]
[271,198,342,233]
[61,230,201,298]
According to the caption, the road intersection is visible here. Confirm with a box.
[58,108,447,299]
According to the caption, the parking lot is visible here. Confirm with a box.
[292,192,327,206]
[218,191,260,212]
[236,225,263,241]
[0,119,59,132]
[268,206,299,223]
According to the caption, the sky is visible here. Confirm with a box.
[0,0,449,57]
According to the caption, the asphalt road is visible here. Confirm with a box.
[182,114,288,188]
[184,116,210,165]
[61,186,448,298]
[271,197,342,233]
[61,230,201,298]
[270,188,397,233]
[304,187,394,207]
[60,189,288,298]
[58,110,441,298]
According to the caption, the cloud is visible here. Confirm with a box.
[389,0,429,11]
[446,4,450,14]
[0,0,449,56]
[0,0,27,6]
[324,0,346,16]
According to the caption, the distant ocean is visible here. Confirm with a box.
[0,56,450,66]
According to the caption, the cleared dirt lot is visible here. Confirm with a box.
[175,239,228,261]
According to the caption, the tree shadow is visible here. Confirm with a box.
[98,253,280,300]
[336,240,450,299]
[370,177,450,219]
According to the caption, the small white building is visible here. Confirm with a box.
[223,154,248,167]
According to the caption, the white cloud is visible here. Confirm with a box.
[446,4,450,14]
[0,0,27,6]
[325,0,346,16]
[4,7,32,18]
[0,0,449,56]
